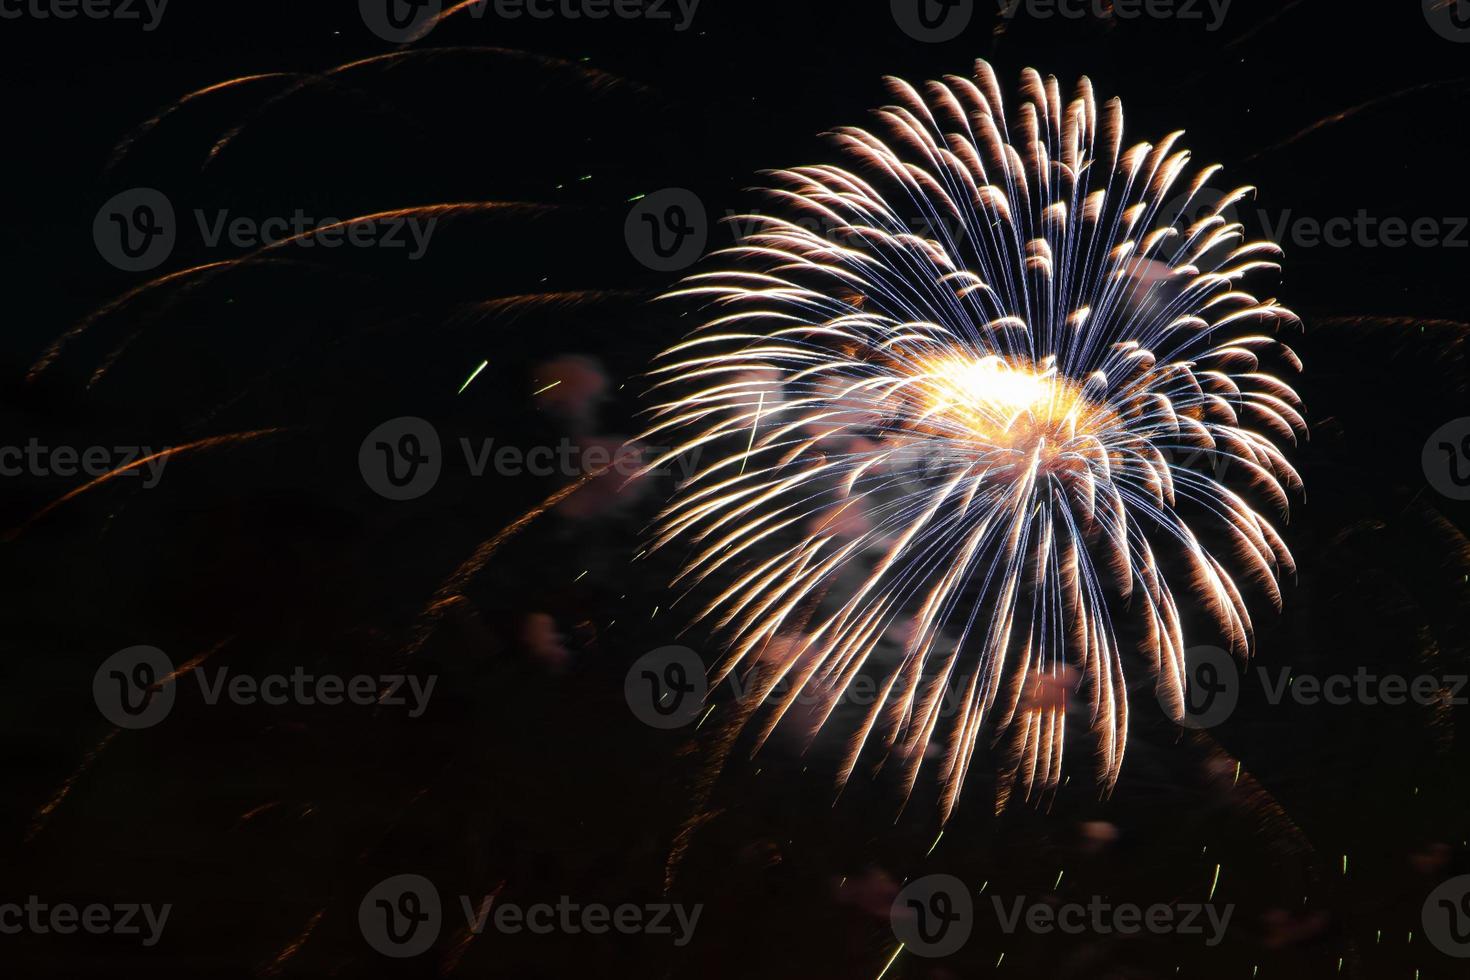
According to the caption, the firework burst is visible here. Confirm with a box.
[639,61,1305,818]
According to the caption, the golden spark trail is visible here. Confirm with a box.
[403,467,612,658]
[6,430,288,540]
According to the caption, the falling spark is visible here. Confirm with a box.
[459,359,490,394]
[533,380,563,396]
[1209,863,1222,901]
[260,909,325,977]
[403,469,610,657]
[927,830,944,856]
[7,429,288,540]
[875,944,905,980]
[27,640,227,841]
[740,390,766,476]
[640,60,1303,817]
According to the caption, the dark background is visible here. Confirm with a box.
[1,1,1468,977]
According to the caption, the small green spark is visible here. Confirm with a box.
[458,359,489,394]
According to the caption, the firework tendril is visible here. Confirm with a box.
[639,62,1304,819]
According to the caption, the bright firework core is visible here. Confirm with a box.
[913,355,1101,473]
